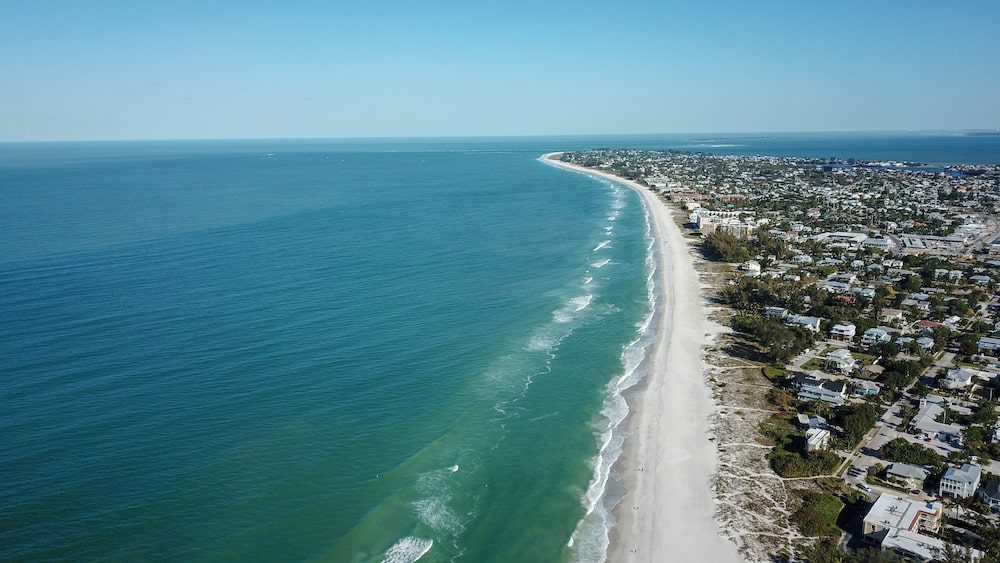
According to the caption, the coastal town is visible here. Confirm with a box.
[558,149,1000,562]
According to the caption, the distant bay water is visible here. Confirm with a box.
[1,133,997,562]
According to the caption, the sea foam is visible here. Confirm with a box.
[381,537,433,563]
[591,258,611,269]
[569,193,658,563]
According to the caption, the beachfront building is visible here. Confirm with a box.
[786,314,822,333]
[797,379,847,406]
[830,322,857,343]
[860,494,973,561]
[804,428,831,453]
[939,464,982,499]
[863,494,941,537]
[879,529,968,562]
[796,413,828,430]
[886,463,929,491]
[762,306,789,319]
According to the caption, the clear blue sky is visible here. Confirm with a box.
[2,0,998,141]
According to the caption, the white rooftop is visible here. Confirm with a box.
[863,493,940,533]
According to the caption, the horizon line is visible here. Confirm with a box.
[3,128,1000,145]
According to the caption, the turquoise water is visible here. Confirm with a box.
[2,134,996,561]
[1,141,654,561]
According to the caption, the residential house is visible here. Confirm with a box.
[977,480,1000,513]
[786,315,823,333]
[862,494,967,561]
[969,274,991,286]
[762,306,789,319]
[880,309,905,325]
[939,463,982,499]
[861,328,892,348]
[941,368,975,390]
[886,463,929,491]
[796,413,828,429]
[804,428,831,453]
[797,379,848,406]
[911,397,965,442]
[879,529,974,562]
[819,280,852,293]
[824,348,858,374]
[853,380,881,397]
[830,322,857,343]
[979,337,1000,356]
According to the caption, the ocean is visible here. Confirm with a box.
[1,133,997,562]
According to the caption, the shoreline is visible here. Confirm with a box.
[542,153,741,562]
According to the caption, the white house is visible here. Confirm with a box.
[786,315,823,333]
[797,379,847,406]
[861,327,892,348]
[939,463,982,499]
[804,428,831,453]
[911,397,965,442]
[740,260,762,276]
[969,274,991,286]
[979,337,1000,356]
[941,368,975,390]
[824,348,857,374]
[830,322,857,342]
[863,494,941,537]
[880,309,905,325]
[762,306,789,319]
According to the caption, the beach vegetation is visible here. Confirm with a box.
[731,315,814,363]
[762,364,789,380]
[791,491,844,537]
[769,447,841,478]
[703,231,754,262]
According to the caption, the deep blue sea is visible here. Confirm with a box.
[1,133,998,562]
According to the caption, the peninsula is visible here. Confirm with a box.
[551,149,1000,562]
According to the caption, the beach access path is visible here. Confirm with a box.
[542,154,741,563]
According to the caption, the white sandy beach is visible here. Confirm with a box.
[543,153,741,563]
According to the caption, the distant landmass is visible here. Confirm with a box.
[691,136,773,141]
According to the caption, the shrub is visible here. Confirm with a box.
[792,491,844,537]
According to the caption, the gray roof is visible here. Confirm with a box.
[981,480,1000,501]
[887,462,929,481]
[943,463,982,485]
